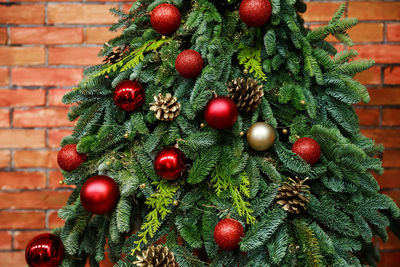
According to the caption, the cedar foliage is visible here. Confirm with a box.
[57,0,400,266]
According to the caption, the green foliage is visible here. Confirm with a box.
[238,43,267,81]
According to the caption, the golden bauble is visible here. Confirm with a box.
[59,180,64,185]
[282,129,288,134]
[173,200,179,206]
[139,183,146,189]
[246,122,276,151]
[300,100,306,105]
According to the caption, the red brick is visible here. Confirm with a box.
[0,150,10,168]
[0,28,7,45]
[383,191,400,208]
[353,45,400,64]
[387,24,400,42]
[368,88,400,106]
[49,47,102,66]
[0,252,26,266]
[354,66,381,86]
[348,2,400,21]
[12,68,82,86]
[10,27,83,45]
[13,231,43,250]
[0,89,45,107]
[0,109,9,127]
[0,231,11,250]
[361,129,400,149]
[0,5,45,24]
[0,211,45,229]
[302,2,342,22]
[348,23,383,43]
[48,5,117,25]
[379,230,400,250]
[0,191,69,209]
[0,68,8,86]
[383,150,400,168]
[382,108,400,126]
[48,129,73,148]
[0,171,46,190]
[379,251,400,267]
[48,89,71,106]
[0,47,45,66]
[355,108,379,126]
[384,66,400,85]
[49,170,74,189]
[14,150,58,168]
[13,108,73,128]
[84,27,121,44]
[48,210,64,229]
[377,170,400,189]
[0,129,45,148]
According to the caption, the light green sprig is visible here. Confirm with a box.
[237,43,267,81]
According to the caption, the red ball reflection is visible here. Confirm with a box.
[25,233,64,267]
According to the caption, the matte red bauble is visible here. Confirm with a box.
[25,233,64,267]
[239,0,272,27]
[204,96,238,129]
[214,218,244,250]
[57,144,86,172]
[175,50,204,78]
[292,137,321,165]
[80,175,120,214]
[113,80,145,112]
[150,3,181,36]
[154,147,186,180]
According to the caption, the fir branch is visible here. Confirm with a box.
[237,43,267,81]
[131,180,181,255]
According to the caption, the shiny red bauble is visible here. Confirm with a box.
[175,50,204,78]
[113,80,145,112]
[239,0,272,27]
[80,175,120,214]
[204,96,238,130]
[292,137,321,165]
[214,218,244,250]
[154,147,187,180]
[150,3,181,36]
[57,144,86,172]
[25,233,64,267]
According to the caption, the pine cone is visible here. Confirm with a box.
[276,177,310,214]
[227,77,264,112]
[133,245,177,267]
[103,46,128,65]
[149,93,181,121]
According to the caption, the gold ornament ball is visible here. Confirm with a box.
[239,131,244,137]
[300,100,306,105]
[139,183,146,189]
[246,122,276,151]
[59,180,64,185]
[124,133,129,138]
[173,200,179,206]
[282,129,288,134]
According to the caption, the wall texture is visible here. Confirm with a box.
[0,0,398,266]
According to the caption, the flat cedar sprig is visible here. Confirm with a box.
[237,43,267,81]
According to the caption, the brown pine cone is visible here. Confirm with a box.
[227,77,264,112]
[133,245,177,267]
[276,177,310,214]
[149,93,181,121]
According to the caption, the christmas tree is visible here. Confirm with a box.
[24,0,400,266]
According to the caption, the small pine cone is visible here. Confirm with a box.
[149,93,181,121]
[133,245,177,267]
[103,46,128,65]
[227,77,264,112]
[276,177,310,214]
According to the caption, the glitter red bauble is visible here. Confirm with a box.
[25,233,64,267]
[175,50,204,78]
[57,144,86,172]
[154,147,187,180]
[292,137,321,165]
[150,3,181,36]
[204,96,238,130]
[113,80,145,112]
[239,0,272,27]
[214,218,244,250]
[80,175,120,214]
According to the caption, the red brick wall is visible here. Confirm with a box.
[0,1,399,266]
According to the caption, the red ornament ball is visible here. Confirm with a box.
[57,144,86,172]
[114,80,145,112]
[239,0,272,27]
[292,137,321,165]
[80,175,120,214]
[214,218,244,250]
[175,50,204,78]
[150,3,181,36]
[154,147,187,180]
[204,96,238,130]
[25,233,64,267]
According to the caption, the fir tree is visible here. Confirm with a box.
[55,0,400,266]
